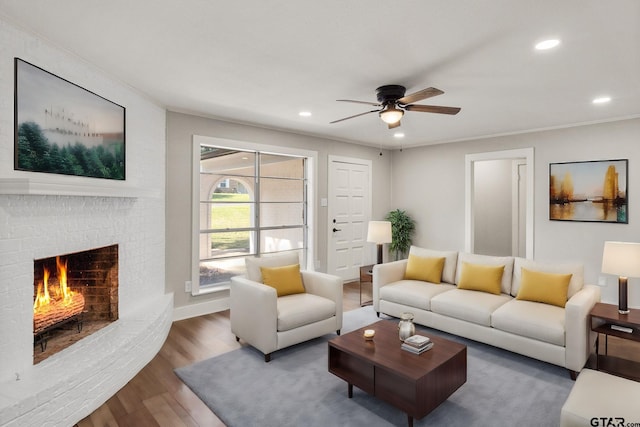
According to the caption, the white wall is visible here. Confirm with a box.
[391,118,640,307]
[0,18,170,426]
[166,111,393,313]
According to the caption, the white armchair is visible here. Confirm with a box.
[230,253,343,362]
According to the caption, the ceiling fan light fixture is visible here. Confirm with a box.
[379,106,404,124]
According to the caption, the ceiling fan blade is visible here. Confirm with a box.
[397,87,444,105]
[388,121,401,129]
[330,109,380,124]
[405,104,461,115]
[336,99,381,107]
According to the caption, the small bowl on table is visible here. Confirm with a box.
[363,329,375,341]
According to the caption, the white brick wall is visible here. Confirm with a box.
[0,18,171,426]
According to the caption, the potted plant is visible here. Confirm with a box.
[385,209,416,260]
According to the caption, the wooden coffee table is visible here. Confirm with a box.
[328,319,467,427]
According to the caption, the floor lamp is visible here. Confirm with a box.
[367,221,392,265]
[602,241,640,314]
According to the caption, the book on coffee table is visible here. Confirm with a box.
[403,334,431,349]
[402,341,434,354]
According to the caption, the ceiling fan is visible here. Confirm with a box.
[330,85,461,129]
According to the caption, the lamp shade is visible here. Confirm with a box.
[367,221,392,244]
[602,241,640,278]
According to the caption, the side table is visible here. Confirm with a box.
[589,302,640,381]
[359,264,374,307]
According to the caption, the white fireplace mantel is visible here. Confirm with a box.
[0,177,161,198]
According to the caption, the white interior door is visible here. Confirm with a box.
[328,156,371,281]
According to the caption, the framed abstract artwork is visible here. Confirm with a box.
[14,58,126,180]
[549,159,628,223]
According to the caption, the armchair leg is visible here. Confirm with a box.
[235,336,240,342]
[264,353,271,363]
[376,312,380,318]
[336,330,341,336]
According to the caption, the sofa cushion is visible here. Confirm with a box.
[455,252,514,295]
[260,264,305,297]
[516,268,572,308]
[512,258,584,298]
[404,255,445,283]
[457,262,505,295]
[431,289,512,327]
[245,252,300,282]
[561,369,640,427]
[409,246,458,284]
[276,293,335,332]
[491,299,565,346]
[380,280,456,311]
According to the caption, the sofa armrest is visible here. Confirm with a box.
[564,284,601,372]
[230,276,278,354]
[373,259,408,312]
[301,270,343,330]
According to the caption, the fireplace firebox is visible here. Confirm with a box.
[33,244,119,363]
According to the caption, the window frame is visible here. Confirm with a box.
[191,136,317,296]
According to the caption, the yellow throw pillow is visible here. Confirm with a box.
[404,255,445,283]
[260,264,305,297]
[457,262,504,295]
[516,268,572,307]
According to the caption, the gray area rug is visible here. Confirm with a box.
[175,307,573,426]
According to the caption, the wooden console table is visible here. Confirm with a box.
[589,302,640,381]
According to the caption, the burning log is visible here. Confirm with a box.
[34,292,85,335]
[33,256,85,335]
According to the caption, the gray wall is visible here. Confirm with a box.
[474,159,513,256]
[390,117,640,307]
[166,111,393,311]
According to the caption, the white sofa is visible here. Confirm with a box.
[373,246,601,375]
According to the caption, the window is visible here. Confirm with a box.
[191,137,315,295]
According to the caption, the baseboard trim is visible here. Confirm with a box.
[173,297,230,321]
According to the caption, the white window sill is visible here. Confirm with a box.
[192,282,230,296]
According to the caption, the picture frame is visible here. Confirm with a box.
[14,58,126,180]
[549,159,628,223]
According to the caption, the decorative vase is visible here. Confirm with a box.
[398,312,415,341]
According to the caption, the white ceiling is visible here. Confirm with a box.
[1,0,639,149]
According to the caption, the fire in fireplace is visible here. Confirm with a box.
[33,244,119,364]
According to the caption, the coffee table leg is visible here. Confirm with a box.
[348,383,353,398]
[407,414,413,427]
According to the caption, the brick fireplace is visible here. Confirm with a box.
[0,192,172,427]
[32,244,119,364]
[1,17,170,426]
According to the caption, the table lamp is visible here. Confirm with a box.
[601,241,640,314]
[367,221,392,265]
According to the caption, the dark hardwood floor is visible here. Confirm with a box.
[76,282,639,426]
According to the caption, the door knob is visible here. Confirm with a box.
[332,228,341,232]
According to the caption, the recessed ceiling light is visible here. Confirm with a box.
[592,96,611,104]
[535,39,560,50]
[298,111,312,117]
[394,132,405,138]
